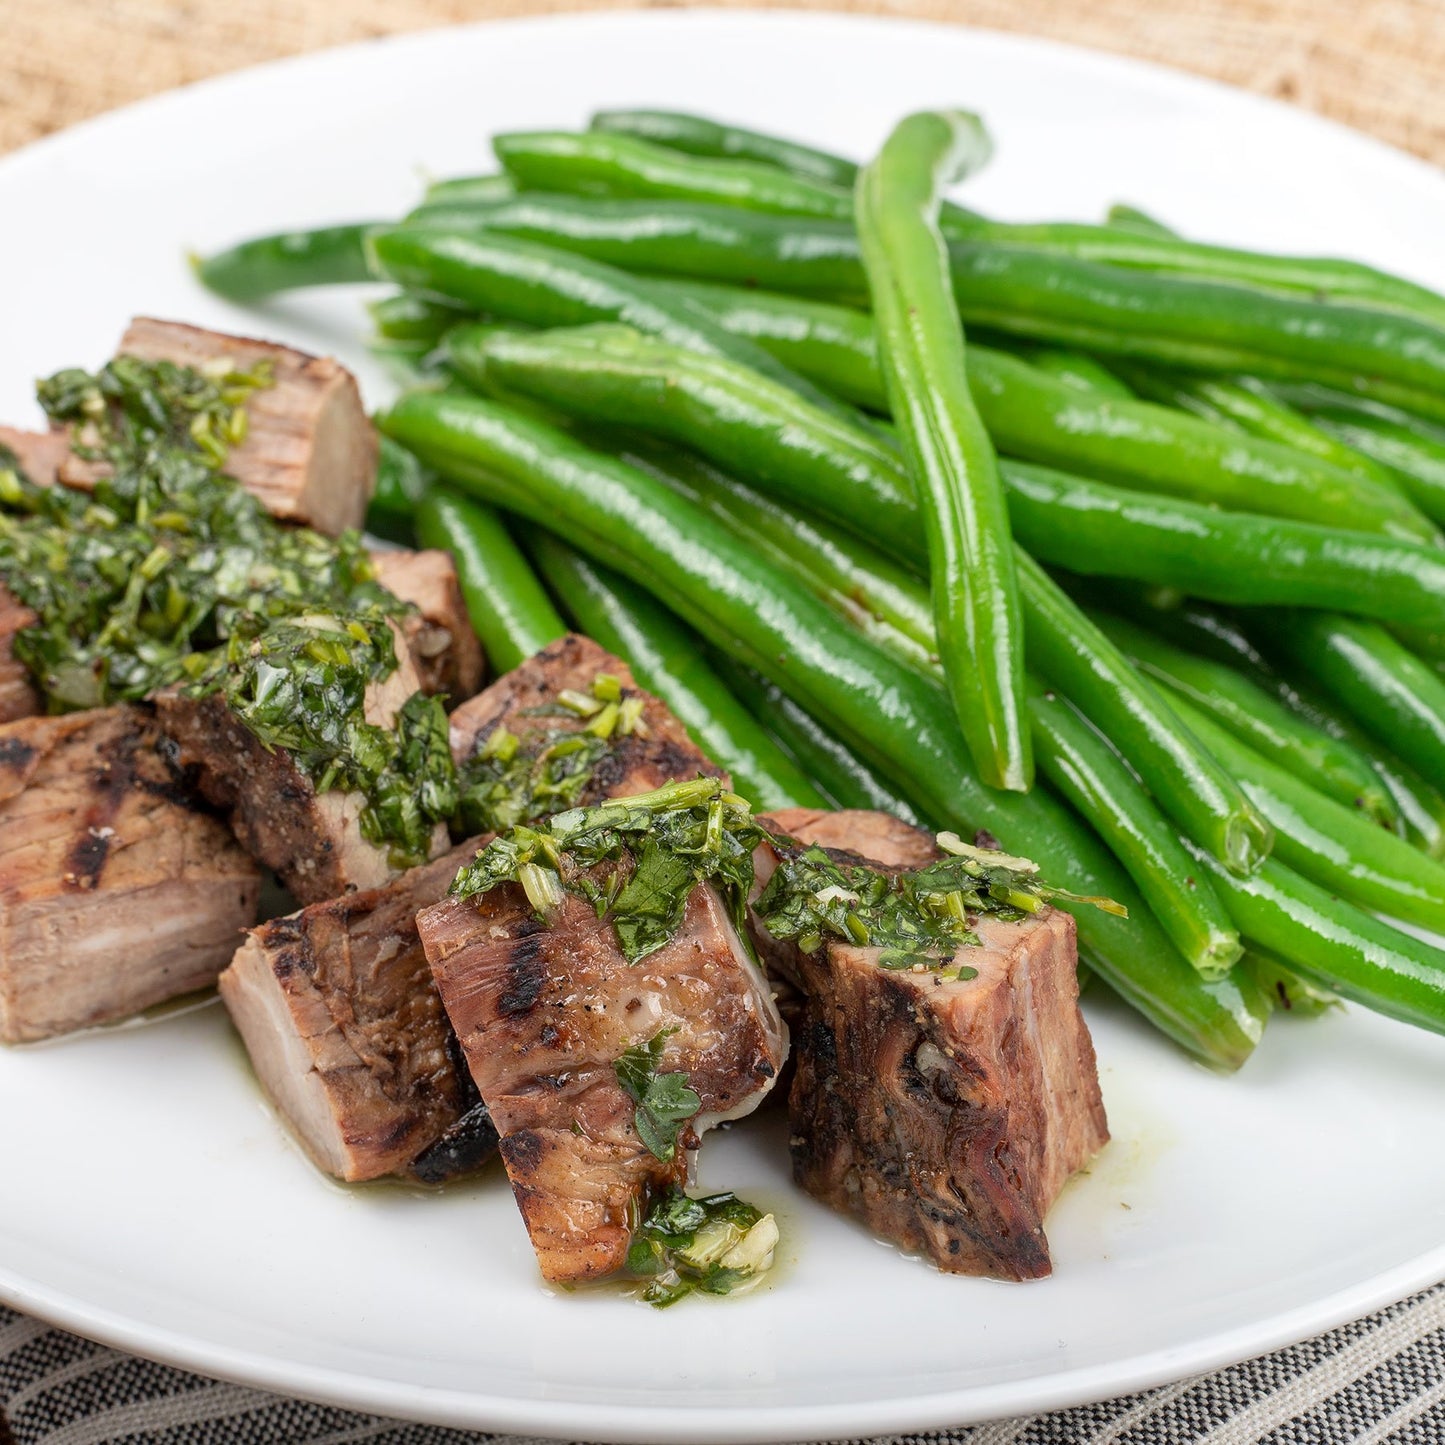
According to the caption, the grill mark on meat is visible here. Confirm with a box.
[408,1102,500,1186]
[0,737,35,772]
[499,927,548,1016]
[500,1129,545,1173]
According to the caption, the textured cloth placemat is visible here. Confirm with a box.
[2,0,1444,166]
[2,3,1444,1442]
[3,1289,1445,1444]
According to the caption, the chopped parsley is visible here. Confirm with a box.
[449,776,761,964]
[612,1030,702,1163]
[0,355,455,865]
[754,829,1124,974]
[454,673,645,836]
[626,1187,778,1308]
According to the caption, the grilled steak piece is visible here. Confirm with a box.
[154,620,447,904]
[0,706,260,1043]
[420,875,786,1284]
[0,586,40,725]
[59,319,377,536]
[448,632,721,791]
[217,636,724,1183]
[219,842,482,1181]
[0,426,68,488]
[369,548,484,704]
[762,810,1108,1282]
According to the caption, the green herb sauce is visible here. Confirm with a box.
[0,355,453,866]
[626,1187,779,1308]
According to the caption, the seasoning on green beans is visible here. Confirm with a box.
[524,529,827,810]
[855,110,1029,792]
[413,485,566,675]
[380,386,1270,1068]
[1090,608,1397,827]
[1265,613,1445,797]
[193,222,378,301]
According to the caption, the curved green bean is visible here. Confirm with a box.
[365,434,432,545]
[192,222,377,301]
[1002,462,1445,628]
[1171,698,1445,934]
[413,485,566,674]
[856,110,1029,791]
[368,291,471,343]
[1267,614,1445,796]
[1091,608,1397,827]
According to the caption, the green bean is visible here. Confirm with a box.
[590,109,862,189]
[671,277,1437,539]
[1027,675,1242,976]
[857,110,1029,791]
[457,321,1271,872]
[368,291,471,343]
[380,387,1269,1067]
[1188,842,1445,1037]
[1002,461,1445,627]
[1023,348,1133,399]
[446,320,922,563]
[1266,613,1445,796]
[365,434,432,545]
[495,129,856,222]
[1244,946,1340,1017]
[1090,608,1397,826]
[710,657,926,822]
[1105,203,1176,238]
[1170,697,1445,934]
[413,485,565,674]
[367,225,860,421]
[1118,590,1445,855]
[524,530,826,809]
[1120,367,1399,488]
[422,173,517,205]
[518,121,1445,327]
[1298,408,1445,523]
[192,222,377,301]
[967,347,1435,541]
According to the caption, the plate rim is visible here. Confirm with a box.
[1,9,1443,1438]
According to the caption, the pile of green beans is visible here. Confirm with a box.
[192,104,1445,1066]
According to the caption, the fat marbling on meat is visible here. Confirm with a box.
[759,809,1108,1281]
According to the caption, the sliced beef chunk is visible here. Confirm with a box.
[60,318,377,536]
[760,809,1108,1281]
[219,843,481,1181]
[0,706,259,1043]
[420,875,786,1284]
[448,633,722,793]
[153,620,447,904]
[369,547,484,704]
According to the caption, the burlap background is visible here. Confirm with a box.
[1,0,1443,165]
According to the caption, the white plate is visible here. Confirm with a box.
[1,12,1444,1441]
